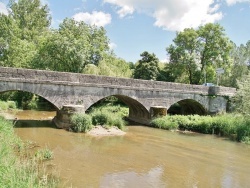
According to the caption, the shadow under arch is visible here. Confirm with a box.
[168,99,207,115]
[0,90,58,111]
[86,95,150,123]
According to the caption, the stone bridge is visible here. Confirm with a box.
[0,67,236,127]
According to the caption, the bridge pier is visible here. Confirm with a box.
[150,106,167,118]
[53,105,85,129]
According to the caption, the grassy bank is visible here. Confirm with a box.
[0,116,58,187]
[150,114,250,144]
[70,105,128,133]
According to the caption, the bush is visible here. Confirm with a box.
[0,100,17,110]
[70,113,93,133]
[0,101,8,110]
[7,101,17,109]
[236,118,250,143]
[92,111,109,125]
[108,117,126,130]
[90,107,127,130]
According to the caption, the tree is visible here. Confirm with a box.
[222,41,250,87]
[34,18,110,72]
[234,74,250,116]
[83,54,132,78]
[166,23,232,84]
[9,0,51,40]
[0,0,51,68]
[133,51,160,80]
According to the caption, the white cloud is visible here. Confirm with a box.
[104,0,224,31]
[226,0,250,5]
[73,11,111,27]
[0,2,8,15]
[117,5,134,18]
[109,42,117,50]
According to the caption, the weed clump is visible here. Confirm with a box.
[70,113,93,133]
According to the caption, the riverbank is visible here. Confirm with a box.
[150,114,250,144]
[0,116,59,187]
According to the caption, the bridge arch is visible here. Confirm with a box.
[167,99,207,115]
[0,89,59,110]
[85,94,150,123]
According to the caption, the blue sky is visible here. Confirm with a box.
[0,0,250,63]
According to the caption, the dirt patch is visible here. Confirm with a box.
[87,125,126,136]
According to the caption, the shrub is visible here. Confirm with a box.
[0,101,8,110]
[236,118,250,143]
[108,117,126,130]
[70,113,93,133]
[92,111,109,125]
[7,101,17,109]
[90,107,127,130]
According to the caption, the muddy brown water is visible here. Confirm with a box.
[10,110,250,187]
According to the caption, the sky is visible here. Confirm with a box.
[0,0,250,63]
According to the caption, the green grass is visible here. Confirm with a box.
[70,113,93,133]
[0,117,59,187]
[70,105,128,132]
[150,114,250,144]
[0,100,17,111]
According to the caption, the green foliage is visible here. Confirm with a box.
[222,41,250,87]
[92,111,109,126]
[233,74,250,116]
[0,0,51,68]
[83,54,132,78]
[166,23,232,84]
[0,0,132,77]
[0,100,17,110]
[89,106,128,130]
[150,114,250,143]
[70,113,93,133]
[0,117,58,187]
[133,51,160,80]
[35,147,53,160]
[34,18,110,72]
[150,116,178,130]
[70,105,127,132]
[0,100,8,110]
[7,101,16,109]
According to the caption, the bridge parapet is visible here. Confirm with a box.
[0,67,236,96]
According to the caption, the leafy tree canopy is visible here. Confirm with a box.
[165,23,233,85]
[133,51,160,80]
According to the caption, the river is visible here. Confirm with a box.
[11,110,250,188]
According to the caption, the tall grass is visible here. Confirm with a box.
[150,114,250,144]
[0,117,59,187]
[70,113,93,133]
[0,100,17,110]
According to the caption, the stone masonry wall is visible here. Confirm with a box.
[0,67,236,97]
